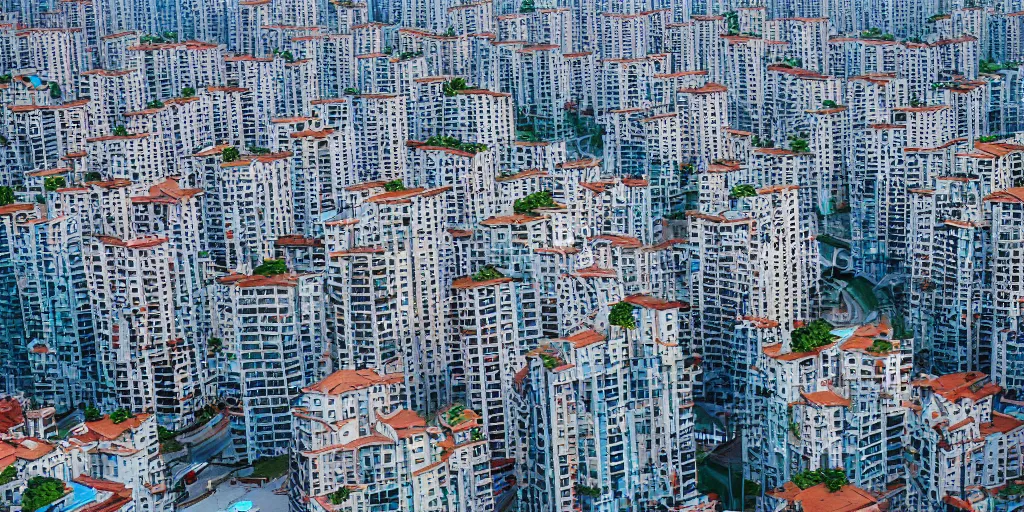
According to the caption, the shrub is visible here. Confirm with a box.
[147,99,164,109]
[441,77,469,97]
[247,146,271,155]
[343,87,360,95]
[44,176,66,192]
[0,464,16,485]
[730,184,757,198]
[383,179,405,192]
[867,339,893,353]
[540,354,561,369]
[329,487,351,504]
[253,259,288,276]
[113,125,130,137]
[181,87,196,98]
[84,172,102,182]
[513,191,556,215]
[519,0,535,13]
[0,186,14,206]
[609,302,637,329]
[221,146,240,163]
[789,137,810,153]
[49,82,61,99]
[791,319,836,353]
[791,468,848,492]
[575,484,602,497]
[109,408,134,424]
[822,100,839,108]
[471,266,503,282]
[83,403,102,422]
[22,476,67,512]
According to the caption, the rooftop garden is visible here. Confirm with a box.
[751,134,774,148]
[730,184,757,199]
[441,77,470,97]
[513,190,556,215]
[609,301,637,329]
[0,186,13,206]
[471,265,503,282]
[423,135,488,154]
[446,404,469,425]
[789,134,810,153]
[859,27,895,41]
[867,339,893,354]
[540,353,561,369]
[181,87,195,98]
[791,468,848,492]
[22,476,68,512]
[43,176,65,192]
[110,408,134,424]
[329,487,351,505]
[791,319,837,353]
[383,179,405,192]
[83,403,102,422]
[247,146,271,155]
[140,31,178,44]
[980,59,1020,74]
[253,259,288,276]
[146,99,164,109]
[250,454,289,480]
[222,146,240,163]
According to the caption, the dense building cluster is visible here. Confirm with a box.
[5,0,1024,512]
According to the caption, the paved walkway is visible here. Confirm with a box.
[181,476,288,512]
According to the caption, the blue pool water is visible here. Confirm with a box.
[57,481,98,511]
[27,75,43,88]
[227,501,254,512]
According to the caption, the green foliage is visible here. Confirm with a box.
[48,82,61,99]
[790,319,836,353]
[84,171,102,182]
[609,302,637,329]
[329,487,351,504]
[540,354,561,369]
[441,77,469,96]
[208,337,223,354]
[789,136,810,153]
[926,13,947,23]
[979,135,1002,143]
[161,438,183,453]
[147,99,164,109]
[779,57,803,68]
[867,339,893,353]
[1000,483,1024,497]
[744,480,761,496]
[21,476,67,512]
[253,259,288,276]
[383,179,405,192]
[575,484,602,497]
[0,134,9,147]
[751,134,774,148]
[0,464,17,485]
[0,74,11,84]
[423,134,487,153]
[181,87,196,98]
[247,146,271,155]
[789,421,800,438]
[980,60,1020,74]
[822,100,839,109]
[443,27,456,37]
[343,87,360,95]
[663,211,686,220]
[113,125,130,137]
[470,428,484,441]
[519,0,535,12]
[471,266,503,282]
[513,190,556,215]
[723,11,739,35]
[163,31,178,41]
[44,176,66,192]
[109,408,134,424]
[0,186,14,206]
[83,403,102,422]
[158,426,177,443]
[250,454,289,479]
[34,194,46,205]
[221,146,240,162]
[859,27,894,40]
[791,468,848,492]
[397,50,423,60]
[730,184,757,198]
[447,404,466,425]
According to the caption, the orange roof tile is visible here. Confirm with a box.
[303,369,403,395]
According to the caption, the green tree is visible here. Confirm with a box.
[181,87,196,98]
[730,184,757,198]
[791,319,836,353]
[147,99,164,109]
[442,77,469,96]
[84,171,102,182]
[83,403,102,422]
[43,176,66,192]
[343,87,360,95]
[513,190,556,214]
[471,266,503,282]
[383,179,405,192]
[822,100,839,108]
[789,136,810,153]
[329,487,351,505]
[791,468,848,492]
[519,0,535,12]
[253,259,288,276]
[0,74,11,84]
[0,464,16,485]
[113,125,130,137]
[609,302,637,329]
[247,146,271,155]
[221,146,240,163]
[0,186,14,206]
[109,408,134,424]
[21,476,67,512]
[48,82,61,99]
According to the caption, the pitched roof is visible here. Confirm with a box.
[303,369,403,395]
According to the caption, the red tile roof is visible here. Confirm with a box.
[303,369,403,395]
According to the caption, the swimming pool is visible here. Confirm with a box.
[57,481,99,511]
